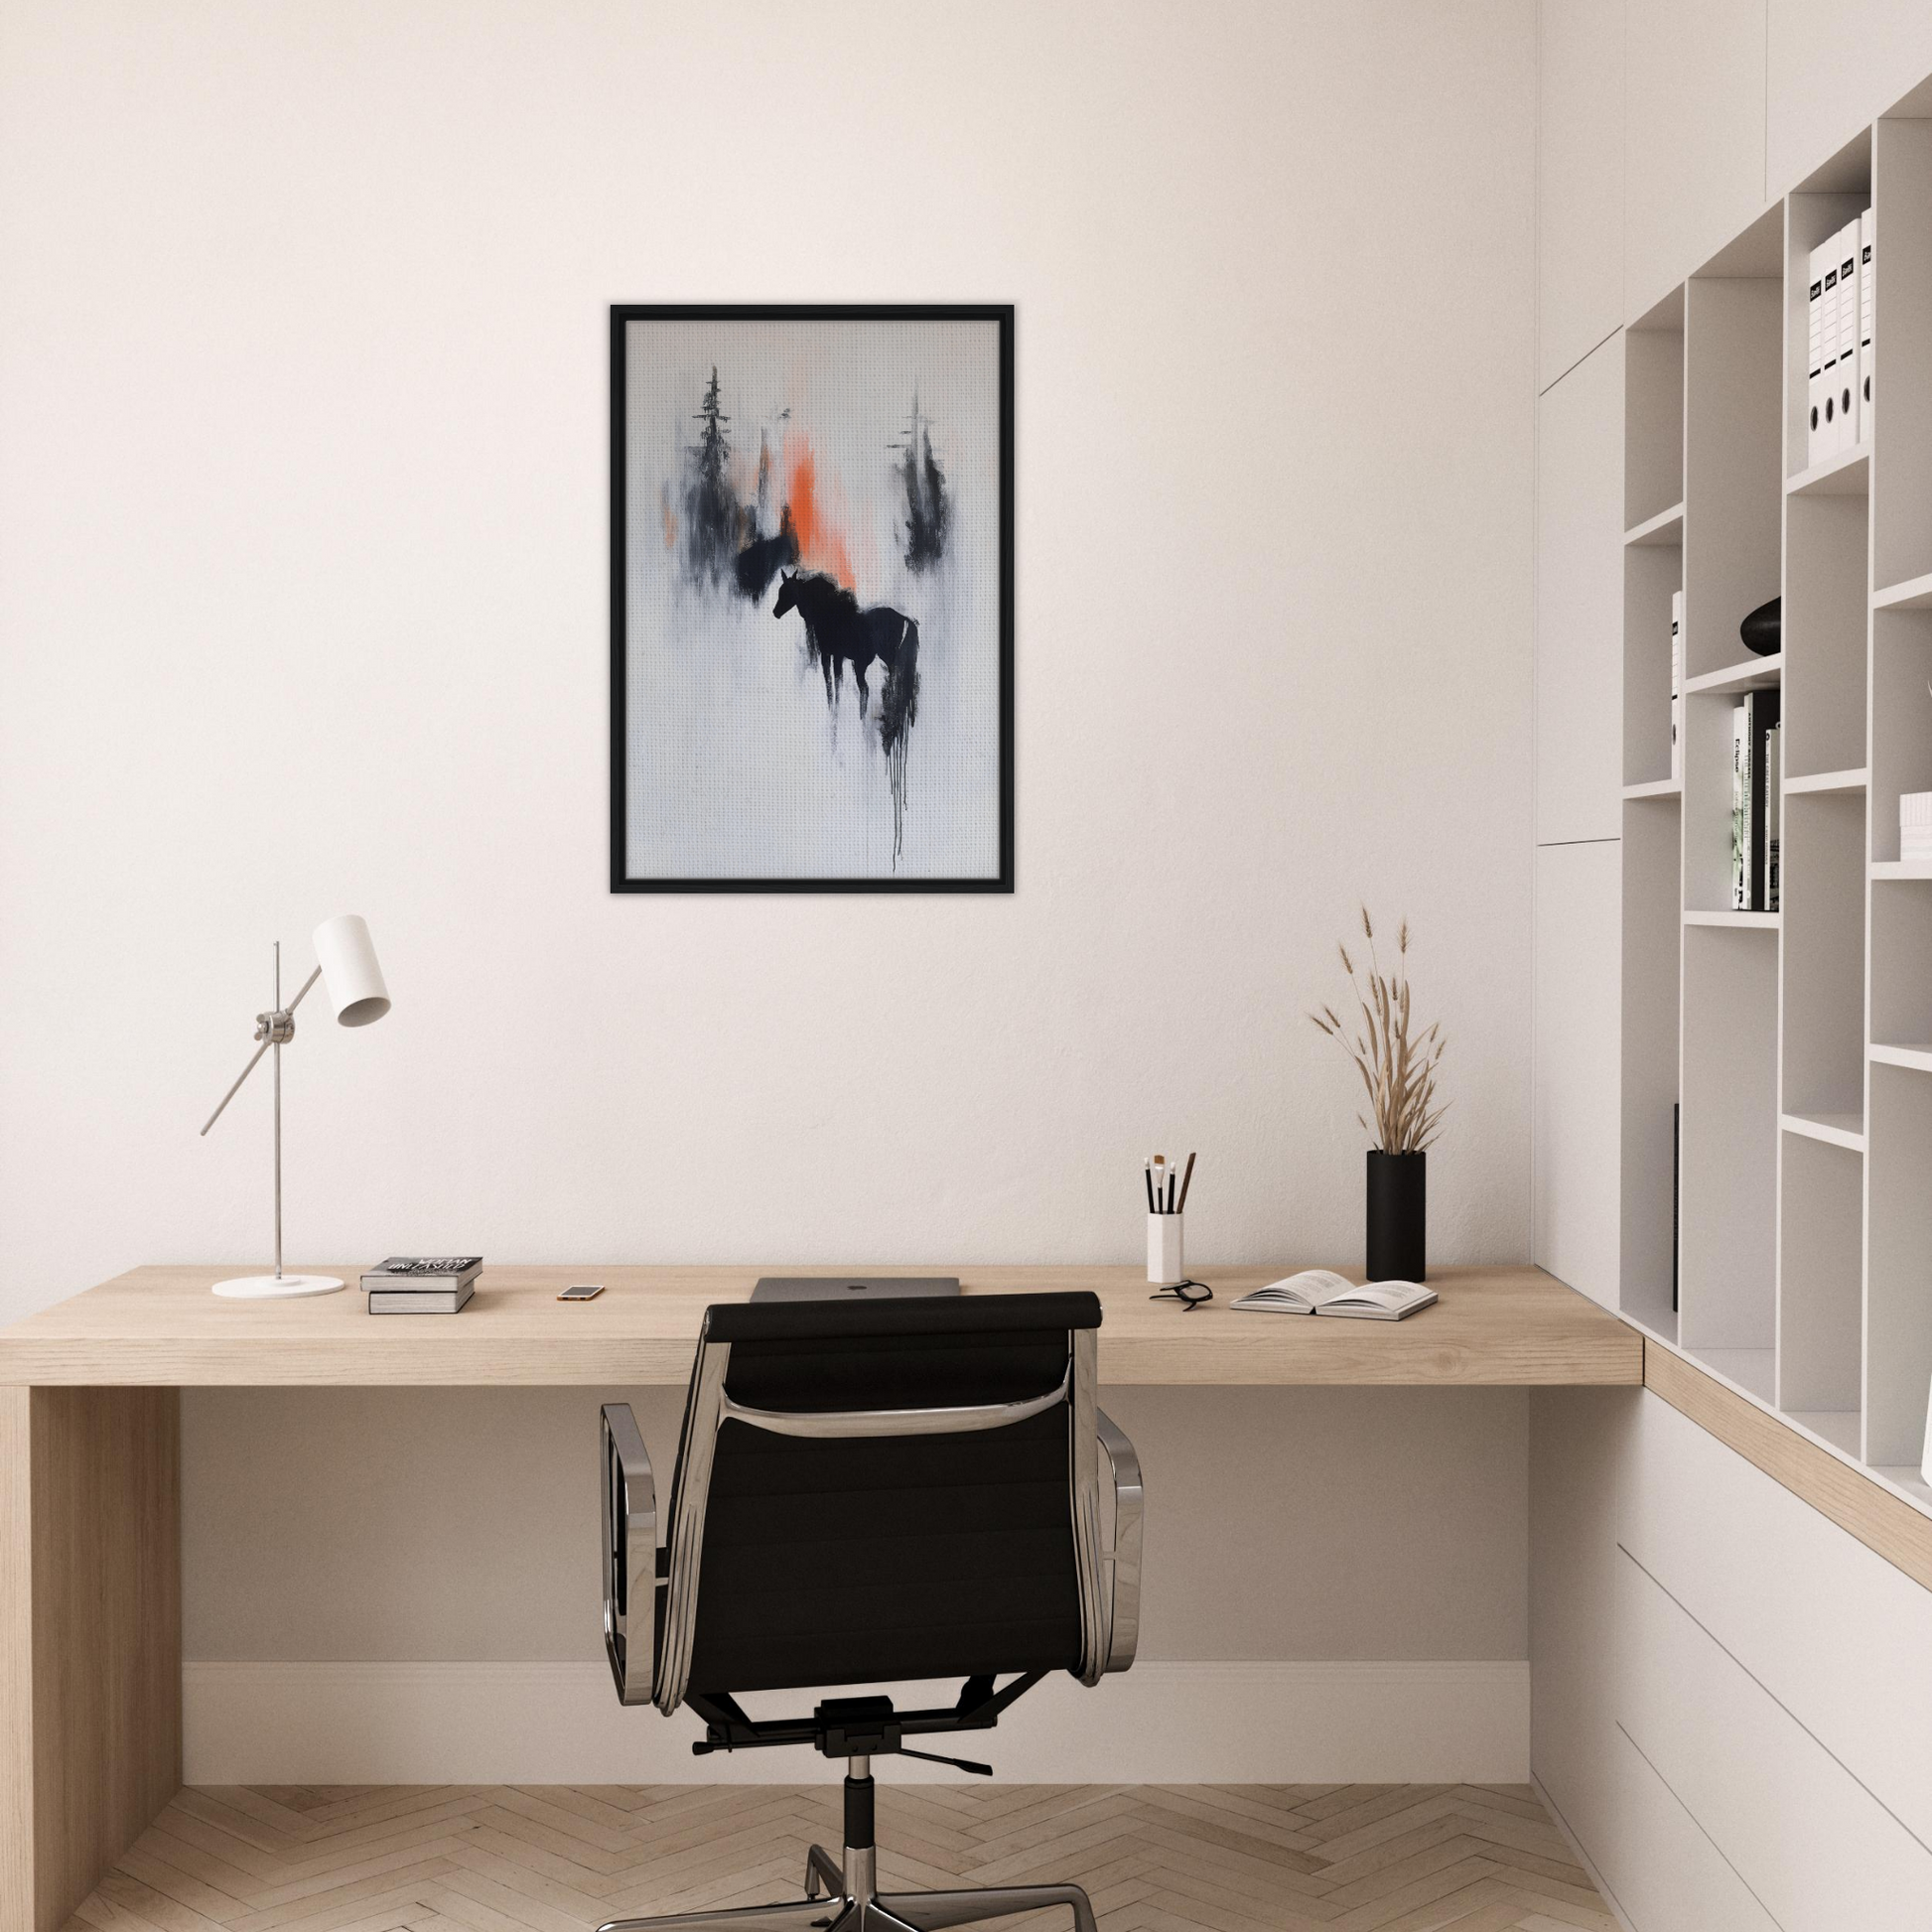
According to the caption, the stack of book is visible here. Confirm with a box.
[1807,208,1873,465]
[361,1256,483,1313]
[1729,692,1781,911]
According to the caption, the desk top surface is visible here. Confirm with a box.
[0,1263,1640,1387]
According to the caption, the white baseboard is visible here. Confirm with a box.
[183,1660,1528,1786]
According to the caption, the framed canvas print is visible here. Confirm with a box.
[610,304,1014,892]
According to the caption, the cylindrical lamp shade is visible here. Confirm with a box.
[312,914,390,1027]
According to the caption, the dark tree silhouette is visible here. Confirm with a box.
[683,366,742,585]
[897,391,950,573]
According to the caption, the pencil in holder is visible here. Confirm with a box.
[1148,1211,1185,1286]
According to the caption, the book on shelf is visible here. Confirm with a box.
[1837,218,1861,455]
[1748,690,1780,910]
[1229,1270,1437,1320]
[369,1282,475,1314]
[1807,239,1828,466]
[1728,692,1781,911]
[1818,237,1845,458]
[1670,590,1683,781]
[1765,720,1781,912]
[1861,207,1874,443]
[1730,703,1749,907]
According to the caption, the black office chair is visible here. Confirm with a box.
[597,1291,1143,1932]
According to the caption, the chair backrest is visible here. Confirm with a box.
[652,1291,1107,1713]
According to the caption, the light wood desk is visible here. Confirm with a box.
[0,1262,1635,1932]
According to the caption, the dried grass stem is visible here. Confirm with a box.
[1309,906,1449,1153]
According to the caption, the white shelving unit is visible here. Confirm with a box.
[1619,107,1932,1515]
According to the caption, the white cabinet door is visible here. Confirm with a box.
[1534,840,1621,1308]
[1625,0,1769,318]
[1538,0,1624,390]
[1537,336,1624,844]
[1768,0,1932,194]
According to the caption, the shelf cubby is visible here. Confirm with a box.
[1784,494,1868,777]
[1866,1062,1932,1466]
[1777,1132,1863,1426]
[1869,607,1932,861]
[1781,791,1866,1119]
[1869,873,1932,1051]
[1619,792,1683,1341]
[1623,538,1681,788]
[1625,288,1684,533]
[1678,925,1779,1362]
[1684,245,1782,684]
[1683,677,1781,914]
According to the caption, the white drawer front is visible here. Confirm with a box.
[1617,1548,1932,1929]
[1621,1388,1932,1848]
[1596,1723,1779,1932]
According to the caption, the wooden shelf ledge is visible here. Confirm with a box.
[1645,1340,1932,1591]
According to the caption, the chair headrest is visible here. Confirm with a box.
[700,1290,1102,1345]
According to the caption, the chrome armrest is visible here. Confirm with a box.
[601,1403,657,1707]
[1095,1407,1143,1673]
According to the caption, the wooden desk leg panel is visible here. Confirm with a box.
[0,1387,182,1932]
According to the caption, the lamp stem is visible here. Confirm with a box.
[273,942,283,1282]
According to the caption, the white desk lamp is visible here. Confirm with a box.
[200,913,391,1299]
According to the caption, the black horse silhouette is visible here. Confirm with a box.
[772,569,921,861]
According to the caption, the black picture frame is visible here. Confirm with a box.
[609,303,1015,894]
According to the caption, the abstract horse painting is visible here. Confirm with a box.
[773,570,920,859]
[611,305,1013,891]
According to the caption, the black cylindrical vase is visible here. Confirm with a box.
[1366,1150,1426,1282]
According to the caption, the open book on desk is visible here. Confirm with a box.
[1230,1270,1437,1320]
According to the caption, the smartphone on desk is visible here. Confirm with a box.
[558,1283,605,1301]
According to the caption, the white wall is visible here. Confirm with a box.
[0,0,1537,1311]
[0,0,1540,1767]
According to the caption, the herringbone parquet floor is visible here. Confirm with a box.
[65,1783,1617,1932]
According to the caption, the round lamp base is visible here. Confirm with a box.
[210,1274,345,1300]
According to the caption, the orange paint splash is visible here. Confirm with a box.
[783,438,854,588]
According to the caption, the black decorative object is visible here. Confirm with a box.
[1366,1150,1427,1283]
[610,304,1015,893]
[1740,595,1781,657]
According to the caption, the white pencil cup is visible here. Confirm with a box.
[1148,1213,1184,1286]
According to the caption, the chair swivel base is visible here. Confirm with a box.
[595,1843,1098,1932]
